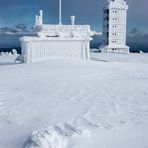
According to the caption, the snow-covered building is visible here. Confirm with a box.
[20,6,94,63]
[99,0,129,53]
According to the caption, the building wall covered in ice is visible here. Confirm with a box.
[20,10,94,63]
[20,36,91,63]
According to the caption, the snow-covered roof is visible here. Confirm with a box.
[34,24,94,38]
[33,10,95,38]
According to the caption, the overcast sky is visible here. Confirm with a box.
[0,0,147,32]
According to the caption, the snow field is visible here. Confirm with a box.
[0,53,148,148]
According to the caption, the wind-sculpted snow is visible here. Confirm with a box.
[24,123,90,148]
[24,127,67,148]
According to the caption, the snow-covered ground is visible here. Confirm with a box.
[0,53,148,148]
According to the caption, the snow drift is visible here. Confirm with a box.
[24,123,90,148]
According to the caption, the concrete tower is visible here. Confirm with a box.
[100,0,129,53]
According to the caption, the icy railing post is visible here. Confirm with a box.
[71,16,75,25]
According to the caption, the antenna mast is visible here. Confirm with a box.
[59,0,62,25]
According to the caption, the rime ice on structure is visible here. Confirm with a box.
[20,1,94,63]
[100,0,129,53]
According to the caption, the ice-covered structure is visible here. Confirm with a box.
[99,0,129,53]
[20,1,94,63]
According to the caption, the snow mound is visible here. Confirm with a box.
[23,123,90,148]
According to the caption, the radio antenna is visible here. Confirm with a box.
[59,0,62,25]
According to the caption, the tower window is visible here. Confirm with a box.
[112,33,117,36]
[112,25,117,28]
[112,41,117,43]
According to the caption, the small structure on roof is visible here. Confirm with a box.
[20,1,94,63]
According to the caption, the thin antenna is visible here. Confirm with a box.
[59,0,62,25]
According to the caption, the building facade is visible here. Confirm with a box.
[100,0,129,53]
[20,11,94,63]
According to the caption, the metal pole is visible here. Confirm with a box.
[59,0,62,25]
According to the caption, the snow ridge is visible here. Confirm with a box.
[23,123,90,148]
